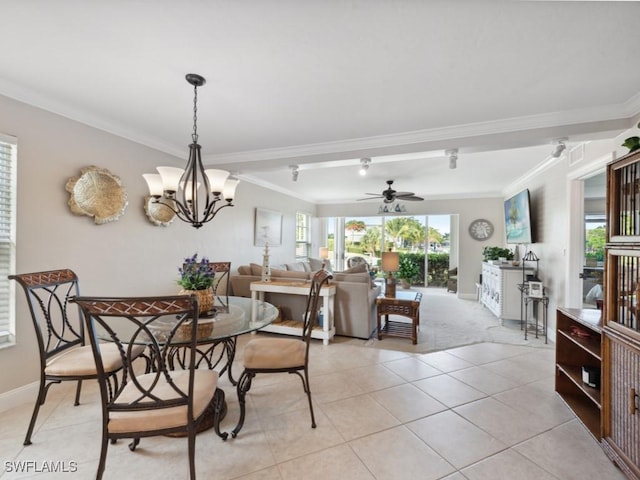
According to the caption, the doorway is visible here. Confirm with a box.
[582,173,606,309]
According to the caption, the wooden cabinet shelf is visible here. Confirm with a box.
[555,307,602,440]
[557,329,601,360]
[556,363,601,408]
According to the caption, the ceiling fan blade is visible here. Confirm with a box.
[400,195,424,201]
[357,196,384,201]
[394,192,415,197]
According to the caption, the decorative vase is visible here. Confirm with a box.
[179,287,214,315]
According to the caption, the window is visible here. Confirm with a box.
[0,134,17,347]
[295,212,311,260]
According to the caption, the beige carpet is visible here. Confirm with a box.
[335,287,553,353]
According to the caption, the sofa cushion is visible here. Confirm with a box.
[271,268,309,279]
[331,271,370,284]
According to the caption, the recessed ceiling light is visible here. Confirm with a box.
[359,158,371,176]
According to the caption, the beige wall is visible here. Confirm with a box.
[0,94,315,394]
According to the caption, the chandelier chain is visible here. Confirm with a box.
[192,83,198,143]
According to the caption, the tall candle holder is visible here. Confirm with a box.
[261,226,271,282]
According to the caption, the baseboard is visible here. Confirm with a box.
[0,381,38,413]
[458,293,477,300]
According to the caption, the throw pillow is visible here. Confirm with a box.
[286,262,307,272]
[250,263,263,276]
[238,265,252,275]
[342,263,368,274]
[309,258,333,272]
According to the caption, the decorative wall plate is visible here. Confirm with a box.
[65,166,128,224]
[468,218,494,241]
[144,195,176,226]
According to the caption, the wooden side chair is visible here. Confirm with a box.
[9,269,139,446]
[231,269,333,438]
[71,294,224,480]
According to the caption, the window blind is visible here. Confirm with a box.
[0,134,17,346]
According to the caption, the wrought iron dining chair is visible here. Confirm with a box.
[231,269,332,438]
[9,269,139,446]
[209,261,231,307]
[71,294,225,480]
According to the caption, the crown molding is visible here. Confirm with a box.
[1,76,639,169]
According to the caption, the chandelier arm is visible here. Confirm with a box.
[151,198,197,225]
[200,201,234,225]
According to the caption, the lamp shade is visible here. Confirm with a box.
[205,169,230,194]
[381,251,400,272]
[222,177,239,201]
[319,247,329,260]
[156,166,184,193]
[143,173,164,197]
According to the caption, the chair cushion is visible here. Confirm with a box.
[45,342,144,377]
[242,338,306,370]
[108,369,218,434]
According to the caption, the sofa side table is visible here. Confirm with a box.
[376,290,423,344]
[249,280,336,345]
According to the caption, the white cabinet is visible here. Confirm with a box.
[481,262,532,322]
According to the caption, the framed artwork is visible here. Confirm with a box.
[504,189,533,244]
[528,281,544,298]
[254,208,282,246]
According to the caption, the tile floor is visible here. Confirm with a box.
[0,335,627,480]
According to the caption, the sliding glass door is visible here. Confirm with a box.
[321,214,452,287]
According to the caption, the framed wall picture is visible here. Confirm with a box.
[528,281,544,298]
[254,208,283,246]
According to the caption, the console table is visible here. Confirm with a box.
[376,290,423,344]
[249,280,336,345]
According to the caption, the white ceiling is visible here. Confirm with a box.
[1,1,639,204]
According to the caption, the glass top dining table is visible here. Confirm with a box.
[195,295,279,342]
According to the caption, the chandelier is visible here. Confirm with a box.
[143,74,239,229]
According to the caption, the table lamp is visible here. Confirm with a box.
[381,250,399,297]
[319,247,329,269]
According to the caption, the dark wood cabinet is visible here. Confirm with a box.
[555,307,602,439]
[602,149,640,480]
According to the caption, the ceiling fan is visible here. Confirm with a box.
[358,180,424,204]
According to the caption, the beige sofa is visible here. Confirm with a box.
[230,261,381,339]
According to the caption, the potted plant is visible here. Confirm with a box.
[177,253,217,313]
[482,246,514,263]
[398,256,420,288]
[622,121,640,153]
